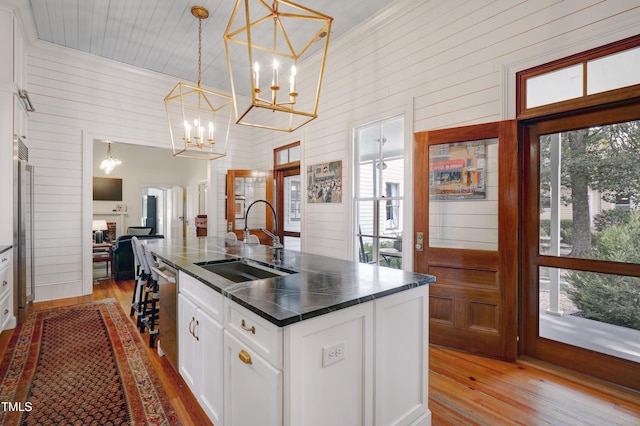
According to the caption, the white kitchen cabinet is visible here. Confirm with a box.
[177,268,430,426]
[224,330,283,426]
[178,272,224,425]
[285,300,374,426]
[0,251,13,332]
[374,285,430,426]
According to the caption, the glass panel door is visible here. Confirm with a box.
[536,122,640,362]
[522,104,640,390]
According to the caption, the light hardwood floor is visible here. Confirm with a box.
[2,277,640,425]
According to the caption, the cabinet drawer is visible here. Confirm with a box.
[179,271,223,323]
[0,250,11,268]
[224,330,282,426]
[0,291,12,331]
[225,299,283,369]
[0,261,10,301]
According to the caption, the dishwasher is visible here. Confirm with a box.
[153,261,178,371]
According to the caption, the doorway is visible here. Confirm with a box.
[521,103,640,390]
[140,186,185,239]
[274,142,301,251]
[414,121,518,360]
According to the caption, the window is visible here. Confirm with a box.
[274,142,301,251]
[519,35,640,390]
[385,182,400,230]
[517,35,640,118]
[354,115,404,268]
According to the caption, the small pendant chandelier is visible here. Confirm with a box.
[99,142,121,174]
[224,0,333,132]
[165,6,233,160]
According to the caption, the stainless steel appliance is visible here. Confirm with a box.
[13,135,35,324]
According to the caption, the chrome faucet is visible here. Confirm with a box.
[243,200,284,263]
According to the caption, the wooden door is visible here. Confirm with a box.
[226,170,274,244]
[521,104,640,391]
[414,121,518,360]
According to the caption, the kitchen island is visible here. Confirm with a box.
[148,237,435,426]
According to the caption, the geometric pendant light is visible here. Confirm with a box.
[165,6,233,160]
[224,0,333,132]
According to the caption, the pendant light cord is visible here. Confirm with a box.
[197,16,202,87]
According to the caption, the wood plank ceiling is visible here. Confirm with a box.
[28,0,394,95]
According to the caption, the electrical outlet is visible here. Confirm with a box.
[322,341,346,368]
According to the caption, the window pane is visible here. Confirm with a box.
[289,145,300,162]
[356,200,375,236]
[357,235,374,263]
[539,266,640,363]
[539,121,640,262]
[381,157,404,198]
[283,175,301,233]
[526,64,583,108]
[379,237,402,269]
[276,149,288,165]
[587,46,640,95]
[428,139,498,250]
[357,124,381,198]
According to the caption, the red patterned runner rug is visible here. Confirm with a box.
[0,299,181,425]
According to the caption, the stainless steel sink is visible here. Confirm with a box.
[196,259,295,283]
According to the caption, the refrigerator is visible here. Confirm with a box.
[13,135,35,324]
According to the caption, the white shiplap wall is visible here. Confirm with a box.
[21,0,640,300]
[25,40,253,301]
[238,0,640,260]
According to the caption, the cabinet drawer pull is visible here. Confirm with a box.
[189,317,195,337]
[3,309,7,315]
[2,280,6,287]
[1,257,7,263]
[240,319,256,334]
[238,349,252,365]
[193,319,199,341]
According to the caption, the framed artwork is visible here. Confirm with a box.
[234,177,245,196]
[429,140,486,200]
[234,199,245,218]
[307,160,342,203]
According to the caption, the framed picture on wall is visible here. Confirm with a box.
[234,178,245,196]
[306,160,342,203]
[428,140,486,200]
[234,199,245,218]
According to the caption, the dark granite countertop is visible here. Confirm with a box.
[148,237,435,327]
[0,245,12,255]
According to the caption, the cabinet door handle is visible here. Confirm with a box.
[238,349,252,365]
[189,317,195,337]
[2,280,6,287]
[241,319,256,334]
[1,257,7,263]
[193,319,199,341]
[3,309,8,315]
